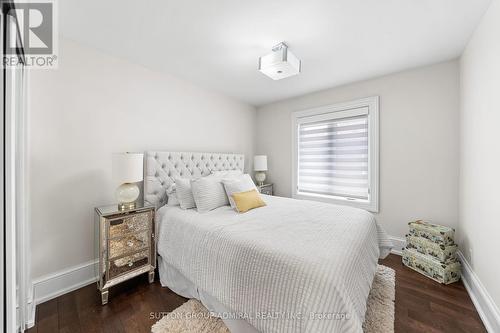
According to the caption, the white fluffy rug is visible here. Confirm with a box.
[152,265,395,333]
[362,265,396,333]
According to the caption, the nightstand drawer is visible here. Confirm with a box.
[108,249,149,279]
[108,211,151,238]
[260,188,272,195]
[258,184,273,195]
[108,231,149,259]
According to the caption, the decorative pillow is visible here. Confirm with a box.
[174,178,196,209]
[211,169,243,178]
[231,189,266,213]
[191,177,229,213]
[222,174,257,209]
[166,183,180,206]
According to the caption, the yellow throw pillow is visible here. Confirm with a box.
[231,189,266,213]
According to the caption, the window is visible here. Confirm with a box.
[292,97,379,212]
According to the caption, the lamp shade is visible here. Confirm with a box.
[254,155,268,171]
[112,153,144,184]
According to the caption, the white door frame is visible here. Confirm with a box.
[3,3,30,332]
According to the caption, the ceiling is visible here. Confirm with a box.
[60,0,491,106]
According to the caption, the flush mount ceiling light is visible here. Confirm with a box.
[258,42,301,80]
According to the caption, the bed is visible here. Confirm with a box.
[144,151,392,333]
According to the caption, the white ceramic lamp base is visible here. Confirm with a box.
[116,182,140,210]
[255,171,266,186]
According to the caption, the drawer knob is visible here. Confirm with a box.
[128,261,133,267]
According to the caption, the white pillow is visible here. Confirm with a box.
[174,178,196,209]
[166,183,179,206]
[191,176,229,213]
[211,169,243,178]
[222,174,257,209]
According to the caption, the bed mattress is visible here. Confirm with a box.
[156,195,392,333]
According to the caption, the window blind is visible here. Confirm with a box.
[297,114,369,201]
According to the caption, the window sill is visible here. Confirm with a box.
[292,192,379,213]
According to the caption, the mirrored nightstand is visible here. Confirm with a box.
[257,183,273,196]
[94,202,156,305]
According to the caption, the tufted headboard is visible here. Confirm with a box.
[144,151,245,207]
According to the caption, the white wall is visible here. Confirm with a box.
[29,39,256,279]
[256,61,459,238]
[459,0,500,311]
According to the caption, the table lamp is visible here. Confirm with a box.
[254,155,268,186]
[112,152,143,210]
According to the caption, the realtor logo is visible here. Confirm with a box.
[2,0,58,68]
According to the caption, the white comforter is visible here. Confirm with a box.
[157,195,392,333]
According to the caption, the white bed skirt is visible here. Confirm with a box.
[158,255,259,333]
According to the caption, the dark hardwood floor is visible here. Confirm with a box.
[382,254,485,333]
[26,254,486,333]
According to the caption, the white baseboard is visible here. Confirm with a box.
[389,235,405,255]
[457,251,500,333]
[32,259,98,305]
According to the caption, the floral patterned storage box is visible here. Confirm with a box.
[402,248,461,284]
[406,234,458,263]
[408,220,455,245]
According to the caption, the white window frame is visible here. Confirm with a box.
[291,96,379,212]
